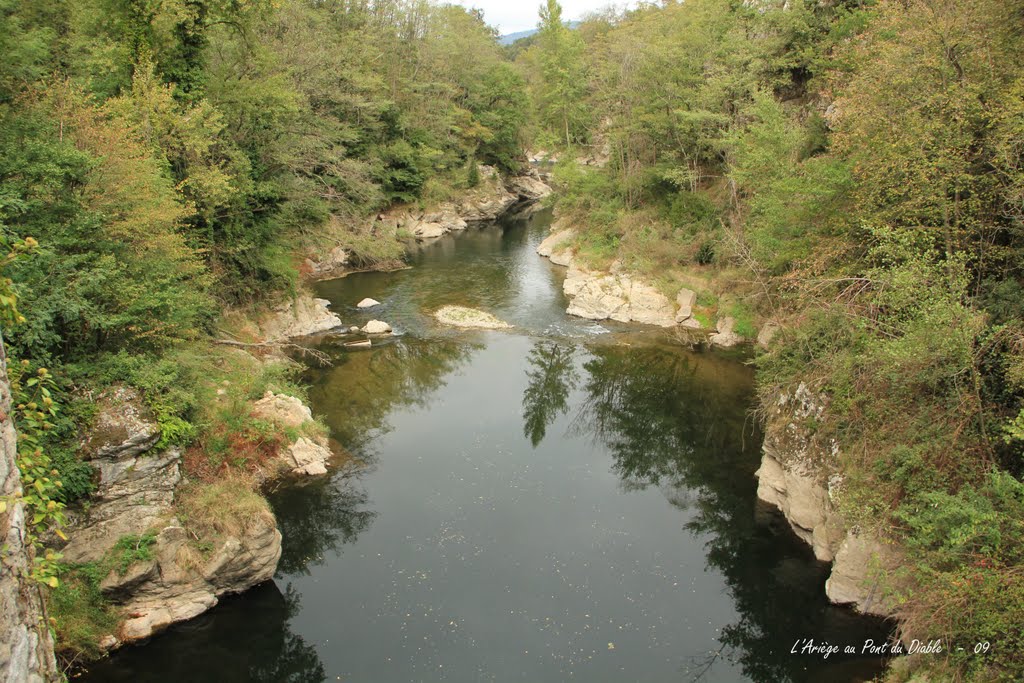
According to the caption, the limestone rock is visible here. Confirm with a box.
[562,264,677,328]
[412,221,448,240]
[507,174,553,202]
[80,385,160,460]
[116,519,281,643]
[709,317,743,347]
[307,246,350,281]
[549,249,575,267]
[261,295,342,340]
[755,383,845,563]
[252,392,313,429]
[434,306,512,330]
[357,298,381,309]
[285,438,331,476]
[362,320,392,335]
[675,289,697,323]
[536,228,575,259]
[825,532,901,617]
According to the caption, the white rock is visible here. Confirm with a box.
[286,437,331,476]
[434,306,512,330]
[252,392,313,429]
[709,316,742,347]
[357,298,381,309]
[676,288,697,323]
[362,320,392,335]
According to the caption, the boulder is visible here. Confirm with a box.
[261,295,342,340]
[412,221,448,240]
[362,320,393,335]
[285,438,331,476]
[252,392,313,429]
[507,174,553,202]
[357,298,381,309]
[434,306,512,330]
[675,289,697,323]
[709,317,742,347]
[562,264,677,328]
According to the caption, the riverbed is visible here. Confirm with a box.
[81,208,891,682]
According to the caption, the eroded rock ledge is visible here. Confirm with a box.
[756,383,901,618]
[62,376,333,650]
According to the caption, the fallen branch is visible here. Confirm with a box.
[214,339,332,367]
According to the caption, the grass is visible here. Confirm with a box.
[176,477,275,541]
[49,563,119,662]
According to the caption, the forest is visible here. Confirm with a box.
[1,0,1023,681]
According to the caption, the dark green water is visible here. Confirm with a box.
[81,209,892,682]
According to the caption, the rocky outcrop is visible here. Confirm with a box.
[252,392,313,429]
[825,532,900,617]
[0,342,59,682]
[260,296,342,340]
[756,383,843,562]
[563,262,678,327]
[756,383,901,617]
[63,387,179,564]
[536,227,575,260]
[433,306,512,330]
[104,515,281,644]
[305,246,350,281]
[371,166,553,245]
[709,317,742,348]
[251,391,333,477]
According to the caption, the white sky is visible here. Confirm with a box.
[449,0,630,34]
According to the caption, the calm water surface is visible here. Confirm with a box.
[81,208,892,682]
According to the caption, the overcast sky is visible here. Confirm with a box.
[449,0,629,34]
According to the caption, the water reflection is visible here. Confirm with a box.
[560,341,892,681]
[77,583,326,683]
[306,338,481,453]
[271,476,376,576]
[521,342,579,447]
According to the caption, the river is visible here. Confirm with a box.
[81,207,891,682]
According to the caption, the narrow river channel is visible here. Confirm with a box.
[81,208,891,682]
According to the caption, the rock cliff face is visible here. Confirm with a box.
[0,342,59,682]
[538,226,725,333]
[755,383,899,618]
[61,384,294,649]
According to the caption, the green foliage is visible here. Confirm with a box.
[109,532,158,575]
[48,563,118,661]
[7,359,68,588]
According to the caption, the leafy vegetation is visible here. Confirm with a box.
[524,1,1024,680]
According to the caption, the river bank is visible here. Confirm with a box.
[78,196,892,683]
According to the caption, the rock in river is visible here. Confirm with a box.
[362,320,393,335]
[434,306,512,330]
[357,298,381,309]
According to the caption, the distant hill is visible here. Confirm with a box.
[499,21,581,46]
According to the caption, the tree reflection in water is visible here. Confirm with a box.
[76,583,327,683]
[522,341,579,447]
[566,342,891,683]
